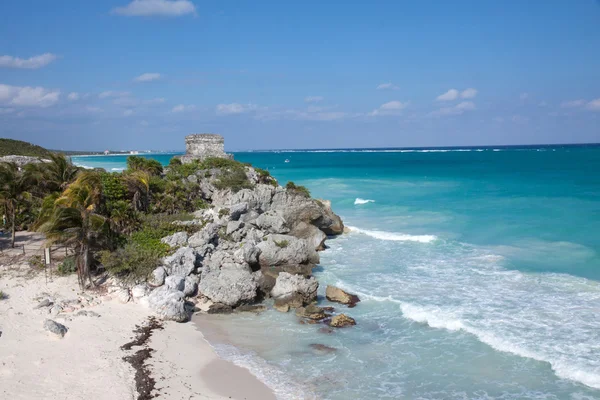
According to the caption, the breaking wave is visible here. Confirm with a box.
[354,198,375,205]
[347,226,437,243]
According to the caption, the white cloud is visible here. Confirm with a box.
[0,53,57,69]
[436,89,459,101]
[368,100,409,116]
[86,106,103,113]
[436,88,478,101]
[123,109,134,116]
[67,92,80,101]
[461,88,478,99]
[511,115,529,123]
[377,83,399,90]
[99,91,130,99]
[431,101,476,117]
[112,0,196,17]
[144,97,166,104]
[172,104,196,113]
[304,96,324,103]
[587,98,600,111]
[134,72,161,82]
[560,99,585,108]
[0,84,60,107]
[216,103,257,115]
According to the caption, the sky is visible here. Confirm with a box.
[1,0,599,151]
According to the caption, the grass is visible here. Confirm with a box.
[274,239,289,248]
[285,181,311,198]
[0,290,6,300]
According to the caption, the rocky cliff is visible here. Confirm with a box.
[116,163,345,321]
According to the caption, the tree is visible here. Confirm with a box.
[124,170,151,212]
[37,172,108,289]
[0,162,34,247]
[126,156,163,176]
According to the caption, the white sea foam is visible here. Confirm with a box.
[210,343,317,399]
[74,163,94,169]
[111,167,125,171]
[398,302,600,389]
[347,225,437,243]
[354,198,375,205]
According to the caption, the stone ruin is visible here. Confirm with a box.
[179,133,232,164]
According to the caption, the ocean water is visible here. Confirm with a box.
[73,145,600,399]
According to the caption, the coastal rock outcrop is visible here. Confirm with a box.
[161,232,188,248]
[271,272,318,309]
[325,286,361,307]
[198,264,261,307]
[329,314,356,328]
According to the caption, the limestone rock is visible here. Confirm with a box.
[270,272,318,308]
[149,266,166,286]
[226,220,244,236]
[325,286,361,307]
[329,314,356,328]
[229,202,248,221]
[131,284,149,299]
[273,300,290,313]
[183,275,199,297]
[255,211,289,234]
[290,221,327,251]
[162,247,199,277]
[256,235,319,268]
[147,286,189,322]
[296,304,327,320]
[35,298,53,309]
[161,231,188,248]
[198,264,261,307]
[188,223,220,249]
[165,275,185,291]
[116,288,131,304]
[43,319,68,338]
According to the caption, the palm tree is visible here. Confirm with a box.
[123,170,151,212]
[27,153,80,194]
[0,162,34,247]
[37,171,108,289]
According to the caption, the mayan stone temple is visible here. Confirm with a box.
[179,133,232,163]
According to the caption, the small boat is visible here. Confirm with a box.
[284,159,290,163]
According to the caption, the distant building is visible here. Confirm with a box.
[179,133,232,164]
[129,150,139,155]
[104,150,110,155]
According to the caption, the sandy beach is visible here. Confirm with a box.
[0,262,276,400]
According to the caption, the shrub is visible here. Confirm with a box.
[99,243,163,280]
[218,208,230,218]
[214,168,254,193]
[285,181,311,197]
[28,255,44,269]
[57,256,77,275]
[198,157,248,170]
[274,239,289,248]
[255,168,278,186]
[0,290,6,300]
[101,172,127,203]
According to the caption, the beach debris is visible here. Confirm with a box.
[325,286,361,307]
[75,310,101,318]
[329,314,356,328]
[43,319,68,338]
[121,317,164,400]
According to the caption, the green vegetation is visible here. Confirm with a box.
[0,290,6,300]
[274,239,289,248]
[0,138,52,158]
[285,181,311,198]
[57,256,77,275]
[218,208,230,218]
[255,167,278,186]
[0,161,36,247]
[126,155,163,176]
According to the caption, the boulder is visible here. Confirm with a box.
[273,300,290,313]
[198,264,261,307]
[329,314,356,328]
[183,275,199,297]
[147,286,189,322]
[309,344,337,354]
[165,275,185,291]
[229,202,248,221]
[160,231,188,248]
[256,235,319,268]
[255,211,289,234]
[149,266,166,286]
[35,298,53,309]
[270,272,318,309]
[116,288,131,304]
[290,221,327,251]
[131,284,149,299]
[325,286,361,307]
[296,304,327,320]
[226,220,244,236]
[188,223,220,248]
[236,304,267,314]
[43,319,68,338]
[162,247,199,277]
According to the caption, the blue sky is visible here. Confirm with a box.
[1,0,599,151]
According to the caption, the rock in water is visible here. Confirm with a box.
[309,344,337,354]
[270,272,318,309]
[273,300,290,313]
[325,286,361,307]
[147,286,189,322]
[161,231,188,248]
[198,264,260,307]
[329,314,356,328]
[43,319,68,338]
[296,304,327,320]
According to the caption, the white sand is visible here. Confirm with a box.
[0,264,276,400]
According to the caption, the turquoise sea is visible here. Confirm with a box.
[72,145,600,399]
